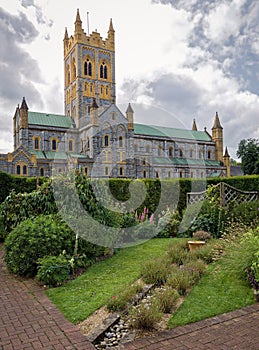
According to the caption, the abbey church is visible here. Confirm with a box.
[0,9,230,179]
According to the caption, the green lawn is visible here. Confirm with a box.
[168,256,254,328]
[47,238,174,323]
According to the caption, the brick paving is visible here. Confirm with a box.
[0,244,95,350]
[119,304,259,350]
[1,242,259,350]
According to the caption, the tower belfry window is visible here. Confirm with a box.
[104,65,107,79]
[84,59,92,76]
[100,62,108,79]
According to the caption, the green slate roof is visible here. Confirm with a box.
[28,112,74,128]
[153,157,221,167]
[30,150,86,160]
[134,124,211,142]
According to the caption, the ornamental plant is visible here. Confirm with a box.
[36,255,70,287]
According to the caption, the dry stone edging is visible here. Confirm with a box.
[88,283,155,349]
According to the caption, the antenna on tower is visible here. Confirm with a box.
[87,12,90,35]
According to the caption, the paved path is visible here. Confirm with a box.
[1,243,259,350]
[0,244,95,350]
[119,304,259,350]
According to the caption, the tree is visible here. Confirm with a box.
[236,138,259,175]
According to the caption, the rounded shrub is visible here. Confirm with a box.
[4,214,74,276]
[0,215,8,242]
[36,255,70,287]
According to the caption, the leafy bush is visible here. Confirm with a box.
[0,215,8,242]
[157,208,181,238]
[154,287,179,313]
[140,257,170,285]
[129,301,162,330]
[4,213,106,277]
[36,255,70,287]
[106,283,143,312]
[251,252,259,282]
[228,200,259,227]
[0,179,57,232]
[0,170,44,204]
[4,214,74,276]
[223,226,259,284]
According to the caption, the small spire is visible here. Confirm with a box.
[20,97,28,110]
[126,103,134,114]
[213,111,223,129]
[64,27,68,40]
[74,8,82,34]
[224,147,230,157]
[109,18,114,32]
[192,118,197,131]
[75,8,81,23]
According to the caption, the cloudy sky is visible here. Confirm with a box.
[0,0,258,160]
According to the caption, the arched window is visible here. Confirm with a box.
[168,171,171,178]
[179,149,183,158]
[72,59,76,80]
[100,63,108,79]
[169,147,173,157]
[156,171,159,178]
[119,136,123,148]
[84,61,87,75]
[52,139,57,151]
[23,165,27,175]
[105,167,109,176]
[88,62,92,76]
[158,146,163,157]
[104,65,107,79]
[146,145,150,153]
[119,167,123,176]
[143,170,146,178]
[69,140,73,152]
[104,135,109,147]
[17,165,21,175]
[190,149,193,158]
[34,137,40,150]
[40,168,44,176]
[208,150,211,159]
[85,167,88,176]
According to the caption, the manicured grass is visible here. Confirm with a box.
[47,238,175,323]
[168,256,254,328]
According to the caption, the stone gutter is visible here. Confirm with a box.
[86,283,155,345]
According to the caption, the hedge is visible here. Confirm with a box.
[0,170,45,203]
[1,173,259,235]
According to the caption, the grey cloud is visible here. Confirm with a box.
[152,0,259,94]
[120,73,259,157]
[121,73,204,128]
[20,0,53,27]
[0,7,43,134]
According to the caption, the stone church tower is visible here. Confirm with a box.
[63,9,116,127]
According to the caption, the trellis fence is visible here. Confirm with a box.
[187,182,259,207]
